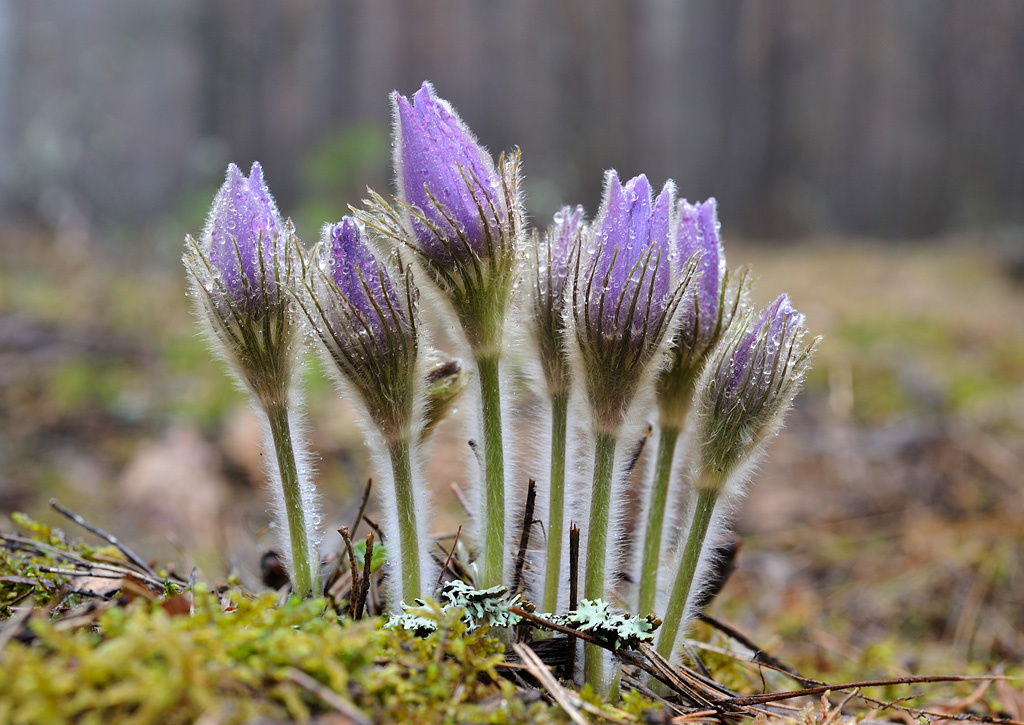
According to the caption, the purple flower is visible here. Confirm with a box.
[675,198,725,349]
[304,216,419,444]
[572,171,686,433]
[393,81,504,264]
[206,162,286,310]
[694,293,817,491]
[655,197,746,429]
[720,294,802,406]
[585,171,675,342]
[184,161,303,406]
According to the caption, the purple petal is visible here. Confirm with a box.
[648,181,675,306]
[589,172,678,336]
[326,216,405,334]
[721,294,804,403]
[393,81,502,263]
[545,205,584,302]
[207,161,284,307]
[676,197,725,347]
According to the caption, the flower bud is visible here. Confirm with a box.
[572,171,689,433]
[676,198,725,350]
[656,198,748,429]
[692,293,818,492]
[531,205,584,397]
[303,216,419,445]
[208,162,287,312]
[393,81,505,266]
[183,162,302,408]
[420,352,469,443]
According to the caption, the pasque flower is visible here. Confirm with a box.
[573,172,687,435]
[529,206,584,614]
[692,293,816,491]
[637,198,747,616]
[393,83,506,269]
[571,170,692,690]
[300,216,432,607]
[360,81,524,590]
[656,293,818,664]
[303,217,418,443]
[657,198,747,429]
[532,205,584,398]
[184,162,321,597]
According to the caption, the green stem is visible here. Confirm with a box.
[542,394,569,614]
[266,404,320,598]
[637,426,680,616]
[655,486,719,662]
[388,437,421,603]
[583,431,618,689]
[476,353,506,589]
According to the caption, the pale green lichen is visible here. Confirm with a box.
[388,580,523,634]
[552,599,655,651]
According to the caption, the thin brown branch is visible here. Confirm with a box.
[354,534,374,620]
[512,643,589,725]
[695,612,814,686]
[434,525,462,593]
[350,478,373,539]
[510,479,537,596]
[49,499,158,578]
[338,527,360,619]
[722,675,1014,708]
[566,523,580,682]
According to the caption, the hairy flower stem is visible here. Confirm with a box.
[542,393,569,614]
[386,437,422,602]
[266,404,320,598]
[656,485,718,662]
[638,426,680,616]
[476,353,506,589]
[583,431,618,688]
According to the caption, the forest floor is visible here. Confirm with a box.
[1,223,1023,722]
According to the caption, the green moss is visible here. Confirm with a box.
[1,586,599,724]
[1,522,641,724]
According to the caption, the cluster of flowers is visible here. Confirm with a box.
[184,81,818,691]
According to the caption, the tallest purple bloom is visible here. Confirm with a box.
[393,81,505,265]
[361,81,524,589]
[365,80,523,356]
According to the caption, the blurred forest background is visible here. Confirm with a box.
[2,0,1024,691]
